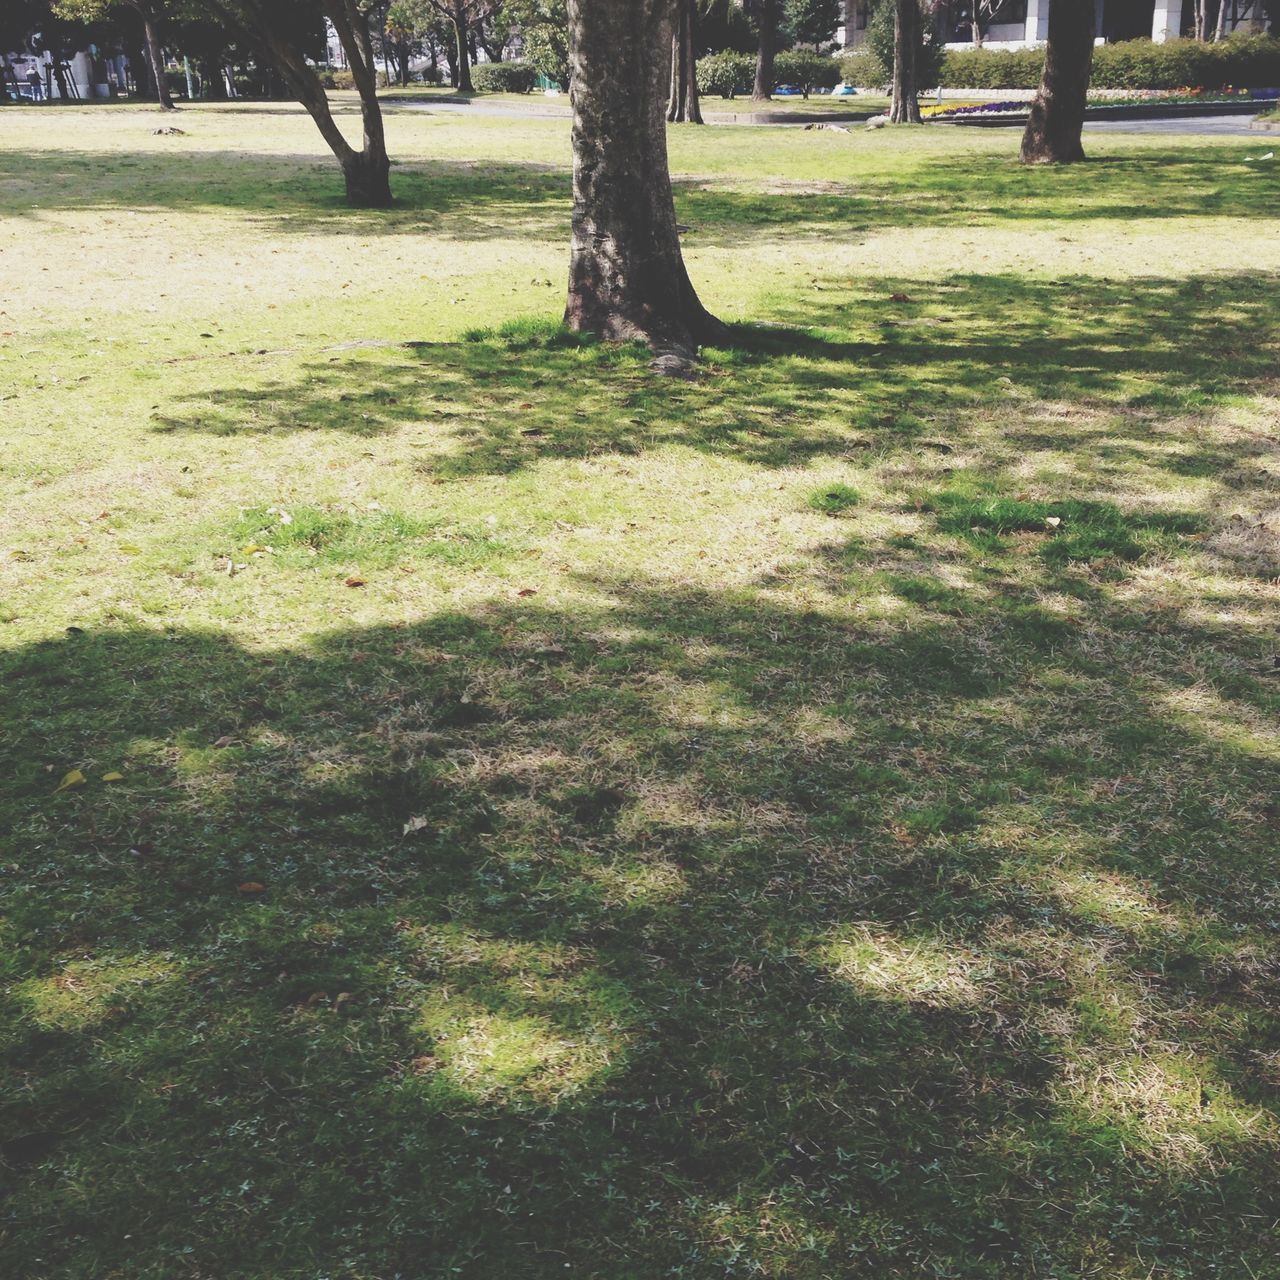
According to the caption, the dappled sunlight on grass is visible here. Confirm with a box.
[3,103,1278,1279]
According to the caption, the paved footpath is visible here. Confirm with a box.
[1083,114,1272,136]
[391,98,1273,137]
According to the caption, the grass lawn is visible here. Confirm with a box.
[2,100,1279,1279]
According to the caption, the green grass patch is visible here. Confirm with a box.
[1,102,1278,1280]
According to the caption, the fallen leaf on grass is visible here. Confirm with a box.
[101,771,125,782]
[889,292,913,303]
[54,769,85,792]
[345,576,367,588]
[403,816,430,835]
[516,587,538,598]
[1045,516,1062,529]
[212,735,236,748]
[237,881,266,895]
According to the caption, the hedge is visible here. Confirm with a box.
[696,51,757,97]
[838,50,889,88]
[696,50,842,97]
[471,61,537,93]
[774,50,842,94]
[938,35,1280,91]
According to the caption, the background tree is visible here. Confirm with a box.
[1020,0,1094,163]
[668,0,703,122]
[866,0,941,118]
[784,0,840,49]
[506,0,569,88]
[422,0,502,91]
[206,0,394,204]
[890,0,921,121]
[56,0,176,106]
[564,0,724,366]
[746,0,782,101]
[697,0,755,52]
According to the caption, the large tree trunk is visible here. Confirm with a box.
[564,0,726,367]
[1020,0,1094,164]
[667,0,704,123]
[753,0,779,102]
[889,0,922,122]
[132,3,176,110]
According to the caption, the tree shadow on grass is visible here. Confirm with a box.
[2,139,1276,238]
[2,510,1278,1276]
[148,272,1280,498]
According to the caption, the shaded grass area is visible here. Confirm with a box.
[2,104,1280,1279]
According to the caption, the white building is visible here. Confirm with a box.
[836,0,1270,50]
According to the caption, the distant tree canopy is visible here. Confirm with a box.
[783,0,842,48]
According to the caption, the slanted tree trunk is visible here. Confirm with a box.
[889,0,922,122]
[667,0,704,123]
[753,0,779,102]
[564,0,726,367]
[972,0,985,46]
[1021,0,1094,163]
[129,1,175,109]
[212,0,392,206]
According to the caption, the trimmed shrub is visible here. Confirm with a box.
[697,50,756,97]
[938,46,1043,89]
[937,36,1280,91]
[774,51,842,94]
[838,49,888,88]
[471,60,537,93]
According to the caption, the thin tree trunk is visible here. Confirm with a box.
[1213,0,1229,40]
[564,0,726,366]
[667,0,703,123]
[132,3,175,109]
[753,0,778,102]
[454,8,474,91]
[973,0,985,46]
[1021,0,1094,164]
[49,49,72,101]
[890,0,922,122]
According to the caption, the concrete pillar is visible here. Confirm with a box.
[1025,0,1050,43]
[1151,0,1183,41]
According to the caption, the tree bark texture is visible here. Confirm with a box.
[667,0,703,123]
[1020,0,1094,164]
[564,0,725,363]
[753,0,779,102]
[889,0,922,122]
